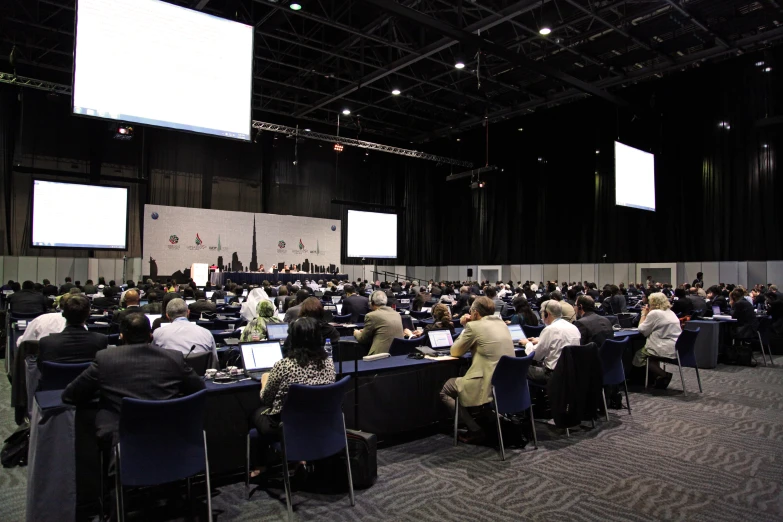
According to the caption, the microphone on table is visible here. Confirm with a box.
[185,344,197,360]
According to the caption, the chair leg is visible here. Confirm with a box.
[280,432,294,522]
[675,353,686,393]
[623,380,632,415]
[245,433,250,499]
[114,445,124,522]
[342,415,355,507]
[99,451,105,521]
[645,359,649,389]
[695,367,703,393]
[453,396,459,447]
[492,389,505,461]
[758,333,769,367]
[187,477,192,503]
[528,407,538,449]
[566,428,570,438]
[203,432,213,522]
[602,391,609,422]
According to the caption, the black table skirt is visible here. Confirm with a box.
[213,272,348,285]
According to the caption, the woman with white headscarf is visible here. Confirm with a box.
[241,287,272,321]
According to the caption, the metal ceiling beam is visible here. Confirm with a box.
[294,1,537,117]
[191,0,211,10]
[661,0,730,49]
[359,0,633,109]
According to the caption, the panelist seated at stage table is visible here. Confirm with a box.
[112,289,145,327]
[520,301,581,385]
[283,290,311,323]
[39,295,108,364]
[62,314,205,444]
[353,291,405,356]
[258,264,266,273]
[250,317,336,473]
[153,298,218,362]
[633,293,680,389]
[241,300,282,342]
[283,298,340,352]
[8,280,50,314]
[188,290,217,316]
[341,285,370,322]
[440,296,515,443]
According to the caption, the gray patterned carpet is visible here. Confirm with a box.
[2,357,783,521]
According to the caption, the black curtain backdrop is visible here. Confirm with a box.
[0,49,780,265]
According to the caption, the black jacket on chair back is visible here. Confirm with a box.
[547,343,602,429]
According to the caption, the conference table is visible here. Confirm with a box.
[211,272,348,286]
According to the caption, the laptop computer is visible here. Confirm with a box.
[241,342,284,378]
[145,314,161,325]
[427,330,454,353]
[421,307,432,314]
[206,291,214,300]
[401,316,414,331]
[139,300,148,307]
[712,305,721,316]
[331,295,342,304]
[266,323,289,342]
[507,324,526,342]
[185,298,195,305]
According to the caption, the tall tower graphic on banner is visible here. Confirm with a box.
[249,216,258,271]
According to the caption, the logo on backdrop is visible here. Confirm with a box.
[331,225,336,231]
[167,234,180,250]
[276,239,287,254]
[188,233,206,251]
[151,212,159,220]
[195,234,203,246]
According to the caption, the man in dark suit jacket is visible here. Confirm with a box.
[112,289,145,327]
[39,295,108,363]
[574,296,614,348]
[92,286,118,309]
[341,285,370,322]
[671,288,694,316]
[59,277,75,295]
[42,279,59,297]
[82,280,98,295]
[686,288,707,313]
[62,313,205,443]
[8,280,49,315]
[188,290,217,316]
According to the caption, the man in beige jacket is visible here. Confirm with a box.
[440,296,515,442]
[354,290,404,355]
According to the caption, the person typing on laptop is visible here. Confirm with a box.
[250,317,335,475]
[403,303,454,342]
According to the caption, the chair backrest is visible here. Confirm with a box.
[524,324,545,337]
[332,313,352,323]
[11,311,45,321]
[389,337,424,356]
[186,351,213,376]
[281,376,351,462]
[107,333,121,345]
[598,337,629,386]
[675,327,700,368]
[757,316,772,344]
[491,353,535,414]
[118,389,208,487]
[38,361,91,391]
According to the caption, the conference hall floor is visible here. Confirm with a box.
[2,356,783,521]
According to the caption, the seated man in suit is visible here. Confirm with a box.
[521,301,581,384]
[188,290,217,316]
[548,291,576,322]
[574,296,614,348]
[353,290,404,355]
[58,277,75,295]
[39,295,108,364]
[42,279,58,297]
[141,289,163,314]
[8,280,49,315]
[153,298,218,363]
[112,289,144,327]
[670,287,693,316]
[341,285,370,322]
[283,290,310,323]
[440,296,515,443]
[62,313,205,444]
[82,279,98,295]
[484,286,506,315]
[686,287,707,314]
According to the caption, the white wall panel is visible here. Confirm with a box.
[543,265,557,283]
[598,264,614,287]
[737,261,748,288]
[447,265,459,282]
[568,264,582,284]
[701,262,719,288]
[394,265,407,279]
[766,261,783,287]
[424,266,435,282]
[747,262,767,287]
[510,265,521,284]
[719,262,739,286]
[519,265,531,284]
[4,256,18,284]
[414,266,425,281]
[612,263,629,285]
[55,258,74,286]
[17,257,38,284]
[501,265,512,283]
[683,263,702,287]
[74,258,89,285]
[581,264,595,285]
[97,259,115,284]
[557,264,570,283]
[530,265,543,285]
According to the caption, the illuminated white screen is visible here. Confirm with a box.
[347,210,397,259]
[32,180,128,249]
[73,0,253,140]
[615,141,656,212]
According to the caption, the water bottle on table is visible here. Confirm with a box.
[324,339,332,359]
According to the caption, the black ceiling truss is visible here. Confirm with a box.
[1,0,781,143]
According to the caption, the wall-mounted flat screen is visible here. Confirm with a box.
[347,210,397,259]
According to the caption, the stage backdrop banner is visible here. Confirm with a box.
[143,204,341,277]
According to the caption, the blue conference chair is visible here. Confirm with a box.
[524,324,545,338]
[646,328,702,393]
[410,311,430,320]
[389,337,424,356]
[756,317,773,367]
[486,353,538,460]
[598,337,632,420]
[279,376,354,520]
[115,390,211,522]
[38,361,91,391]
[332,313,352,324]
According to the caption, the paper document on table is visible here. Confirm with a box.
[424,355,458,361]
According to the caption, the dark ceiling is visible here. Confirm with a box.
[1,0,782,144]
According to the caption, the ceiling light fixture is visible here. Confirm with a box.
[517,128,524,132]
[342,109,351,115]
[763,67,772,72]
[289,3,302,11]
[756,61,765,67]
[391,88,401,95]
[539,27,552,35]
[455,61,466,69]
[595,149,600,154]
[304,128,311,132]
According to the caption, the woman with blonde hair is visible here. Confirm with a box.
[633,292,680,389]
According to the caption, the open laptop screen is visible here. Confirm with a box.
[145,314,161,325]
[427,330,454,348]
[508,324,525,341]
[712,305,721,316]
[266,323,289,341]
[241,342,283,372]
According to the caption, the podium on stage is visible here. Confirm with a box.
[191,263,209,287]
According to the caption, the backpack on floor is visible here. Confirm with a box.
[308,429,377,491]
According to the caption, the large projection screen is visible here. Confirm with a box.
[32,180,129,250]
[347,210,397,259]
[615,141,656,212]
[73,0,253,140]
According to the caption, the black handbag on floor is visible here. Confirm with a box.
[1,424,30,468]
[308,429,377,491]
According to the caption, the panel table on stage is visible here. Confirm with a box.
[211,272,348,286]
